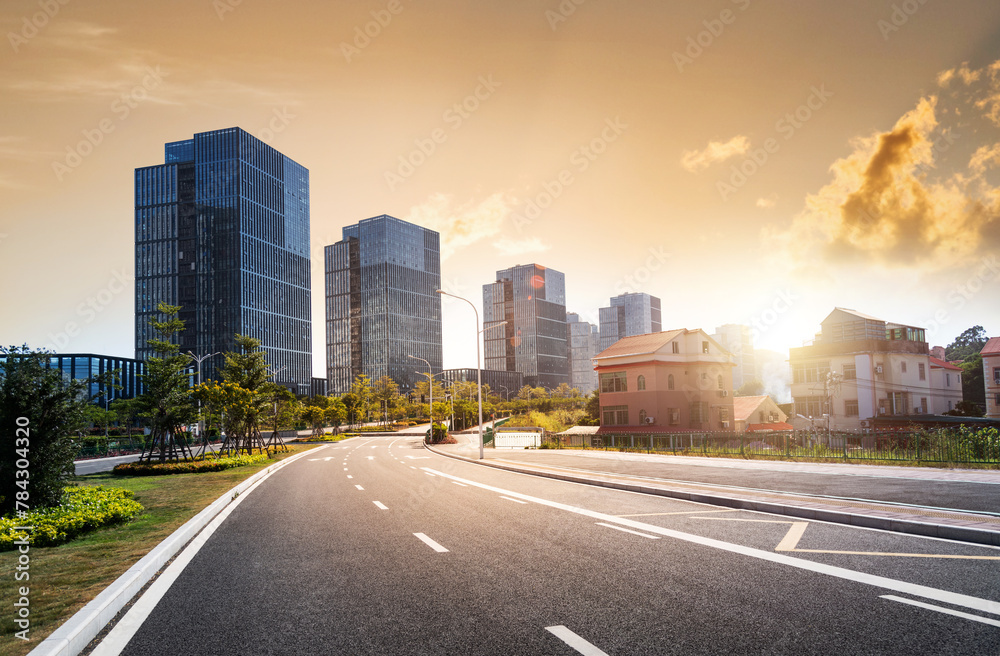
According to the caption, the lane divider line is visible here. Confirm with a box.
[422,467,1000,618]
[355,485,364,491]
[545,625,609,656]
[500,496,528,504]
[373,501,388,510]
[414,533,449,553]
[881,595,1000,626]
[595,522,660,540]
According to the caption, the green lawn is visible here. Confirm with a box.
[0,444,320,656]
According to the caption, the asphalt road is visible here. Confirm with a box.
[97,436,1000,655]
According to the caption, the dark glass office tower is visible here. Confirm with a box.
[135,128,312,394]
[324,215,442,394]
[599,292,662,351]
[483,264,569,390]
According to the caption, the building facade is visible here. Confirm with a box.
[46,354,146,405]
[593,329,735,432]
[984,337,1000,419]
[929,357,963,415]
[733,395,789,433]
[789,308,961,431]
[325,215,442,395]
[711,324,757,390]
[483,264,569,390]
[598,292,662,351]
[439,369,524,399]
[566,312,599,394]
[135,127,312,394]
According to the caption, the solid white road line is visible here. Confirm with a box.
[414,532,449,553]
[500,496,528,504]
[425,472,436,477]
[347,475,353,479]
[881,596,1000,627]
[595,522,660,539]
[355,485,364,490]
[373,501,388,510]
[545,625,609,656]
[452,481,468,487]
[422,467,1000,617]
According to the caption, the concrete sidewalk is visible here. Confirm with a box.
[426,436,1000,548]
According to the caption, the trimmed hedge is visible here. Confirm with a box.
[112,452,270,476]
[0,486,144,550]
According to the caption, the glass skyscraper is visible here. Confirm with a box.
[324,215,442,394]
[483,264,569,390]
[135,128,312,394]
[599,292,662,351]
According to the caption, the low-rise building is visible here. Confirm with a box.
[566,312,599,394]
[593,329,735,433]
[983,337,1000,419]
[733,395,789,433]
[928,357,963,415]
[790,308,961,430]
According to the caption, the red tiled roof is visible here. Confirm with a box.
[732,395,767,422]
[929,356,962,371]
[747,422,794,432]
[594,329,687,359]
[982,337,1000,356]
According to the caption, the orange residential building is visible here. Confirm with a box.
[733,395,791,433]
[984,337,1000,419]
[593,329,735,433]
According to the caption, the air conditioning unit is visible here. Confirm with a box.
[645,417,655,424]
[875,365,884,374]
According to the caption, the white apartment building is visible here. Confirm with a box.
[984,337,1000,419]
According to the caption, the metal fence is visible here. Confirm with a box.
[555,427,1000,465]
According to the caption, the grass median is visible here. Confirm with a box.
[0,443,322,656]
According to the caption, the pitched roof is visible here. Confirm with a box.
[594,329,686,359]
[929,356,962,371]
[732,395,767,422]
[982,337,1000,356]
[825,307,884,323]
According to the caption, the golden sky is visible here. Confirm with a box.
[2,0,999,374]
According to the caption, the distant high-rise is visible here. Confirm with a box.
[325,215,442,394]
[712,324,757,390]
[135,127,311,394]
[483,263,568,389]
[598,292,662,351]
[566,313,599,394]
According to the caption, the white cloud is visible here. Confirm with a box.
[756,194,778,209]
[681,136,750,173]
[404,192,513,259]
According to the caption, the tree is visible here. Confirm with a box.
[351,374,374,424]
[944,400,985,418]
[301,405,326,436]
[1,346,91,514]
[585,391,600,422]
[946,327,989,413]
[325,397,347,433]
[372,376,401,427]
[135,303,197,462]
[217,334,272,455]
[945,326,988,361]
[735,378,766,397]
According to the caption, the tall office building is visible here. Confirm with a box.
[566,313,599,394]
[325,215,442,394]
[135,127,312,394]
[483,263,569,390]
[598,292,662,351]
[712,324,757,390]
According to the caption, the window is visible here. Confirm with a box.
[920,398,928,414]
[717,374,724,390]
[637,375,646,391]
[702,341,710,354]
[601,405,629,426]
[600,372,627,393]
[994,367,1000,384]
[668,408,679,425]
[668,374,675,390]
[719,407,730,422]
[672,342,679,354]
[946,373,951,387]
[842,364,856,380]
[639,409,647,424]
[900,361,907,374]
[918,363,926,381]
[793,362,831,384]
[845,400,859,417]
[690,401,709,424]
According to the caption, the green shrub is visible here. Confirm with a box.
[0,486,144,550]
[112,452,270,476]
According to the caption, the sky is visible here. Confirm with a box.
[2,0,1000,379]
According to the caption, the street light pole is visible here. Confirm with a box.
[435,289,507,460]
[187,351,219,453]
[408,354,435,433]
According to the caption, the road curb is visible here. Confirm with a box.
[28,444,329,656]
[425,445,1000,548]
